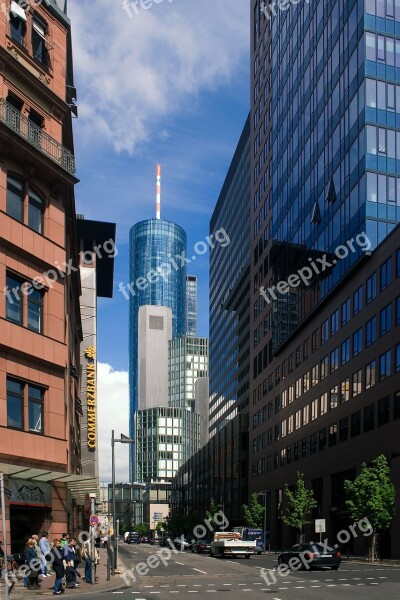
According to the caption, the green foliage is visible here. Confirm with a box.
[205,499,223,531]
[282,472,317,538]
[135,523,148,536]
[344,455,395,532]
[156,521,166,534]
[242,493,265,528]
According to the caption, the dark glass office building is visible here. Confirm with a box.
[250,0,400,557]
[186,275,198,336]
[129,219,187,476]
[209,115,251,435]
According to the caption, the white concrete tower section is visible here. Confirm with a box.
[138,305,172,409]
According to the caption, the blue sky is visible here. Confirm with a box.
[68,0,250,480]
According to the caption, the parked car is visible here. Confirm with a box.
[141,536,150,543]
[278,543,341,570]
[172,537,192,551]
[126,532,141,544]
[191,539,210,554]
[149,538,160,545]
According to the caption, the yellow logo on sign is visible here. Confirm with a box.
[85,346,96,359]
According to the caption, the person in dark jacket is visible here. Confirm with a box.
[48,539,65,595]
[63,538,79,588]
[25,539,41,589]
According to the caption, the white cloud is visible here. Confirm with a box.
[97,362,130,483]
[69,0,249,153]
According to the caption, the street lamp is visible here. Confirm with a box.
[111,431,135,569]
[258,491,268,553]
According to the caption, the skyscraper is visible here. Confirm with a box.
[129,167,187,476]
[186,275,198,336]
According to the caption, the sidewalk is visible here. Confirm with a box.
[0,549,127,598]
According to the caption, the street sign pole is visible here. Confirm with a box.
[0,471,10,600]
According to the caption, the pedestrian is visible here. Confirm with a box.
[48,539,65,595]
[102,534,108,549]
[39,532,51,577]
[22,538,30,588]
[81,539,99,583]
[63,538,79,588]
[60,533,69,551]
[25,539,41,589]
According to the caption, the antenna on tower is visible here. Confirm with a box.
[156,164,161,219]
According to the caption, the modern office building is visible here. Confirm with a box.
[129,209,187,476]
[138,305,172,410]
[168,336,208,411]
[171,116,251,526]
[249,0,400,557]
[134,407,202,483]
[209,115,251,435]
[76,217,116,482]
[0,0,94,552]
[186,275,198,336]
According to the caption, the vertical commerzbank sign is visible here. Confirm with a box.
[85,346,96,451]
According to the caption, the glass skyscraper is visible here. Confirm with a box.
[129,218,187,476]
[186,275,198,336]
[251,0,400,352]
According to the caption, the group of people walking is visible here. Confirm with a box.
[20,532,99,595]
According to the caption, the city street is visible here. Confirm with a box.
[80,544,400,600]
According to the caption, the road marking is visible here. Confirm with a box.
[278,587,289,590]
[145,586,154,588]
[206,591,216,593]
[177,585,186,587]
[310,586,321,588]
[242,590,252,592]
[223,584,232,586]
[176,562,185,566]
[294,587,305,589]
[188,591,198,593]
[378,577,387,579]
[193,568,207,575]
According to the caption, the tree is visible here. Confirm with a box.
[205,499,223,531]
[242,493,265,528]
[135,523,148,536]
[344,454,395,560]
[282,472,317,543]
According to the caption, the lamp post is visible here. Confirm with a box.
[258,491,268,554]
[111,431,135,569]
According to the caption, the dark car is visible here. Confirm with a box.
[191,539,210,554]
[171,537,192,551]
[126,533,141,545]
[278,543,341,570]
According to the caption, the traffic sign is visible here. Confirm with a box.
[90,514,100,527]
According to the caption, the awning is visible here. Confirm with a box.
[0,463,98,505]
[10,1,27,21]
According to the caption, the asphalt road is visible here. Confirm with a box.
[80,543,400,600]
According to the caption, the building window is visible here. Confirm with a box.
[6,176,24,222]
[303,371,310,393]
[330,385,339,410]
[32,16,49,67]
[394,391,400,420]
[319,428,327,451]
[341,298,350,325]
[321,320,329,344]
[311,398,318,420]
[301,437,308,458]
[352,370,362,397]
[330,347,339,373]
[366,273,376,304]
[294,442,300,461]
[340,379,350,404]
[302,405,309,425]
[378,396,390,427]
[341,338,350,364]
[396,344,400,373]
[329,424,337,447]
[331,309,339,335]
[397,248,400,277]
[295,378,302,398]
[7,377,24,429]
[310,433,318,454]
[320,355,329,379]
[396,296,400,325]
[366,317,376,347]
[311,364,318,386]
[28,384,44,433]
[5,274,23,325]
[10,2,27,45]
[5,272,44,333]
[365,360,376,389]
[311,329,319,352]
[364,404,375,433]
[320,393,328,415]
[379,350,391,380]
[351,411,361,437]
[353,328,362,356]
[380,257,392,291]
[380,304,392,336]
[339,417,348,443]
[353,286,363,315]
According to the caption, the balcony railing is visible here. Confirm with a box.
[0,98,76,175]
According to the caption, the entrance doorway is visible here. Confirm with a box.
[9,506,50,553]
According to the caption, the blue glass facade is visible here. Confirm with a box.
[186,275,198,336]
[251,0,400,352]
[129,219,187,476]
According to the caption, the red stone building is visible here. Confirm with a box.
[0,0,91,553]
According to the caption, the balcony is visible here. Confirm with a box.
[0,98,76,175]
